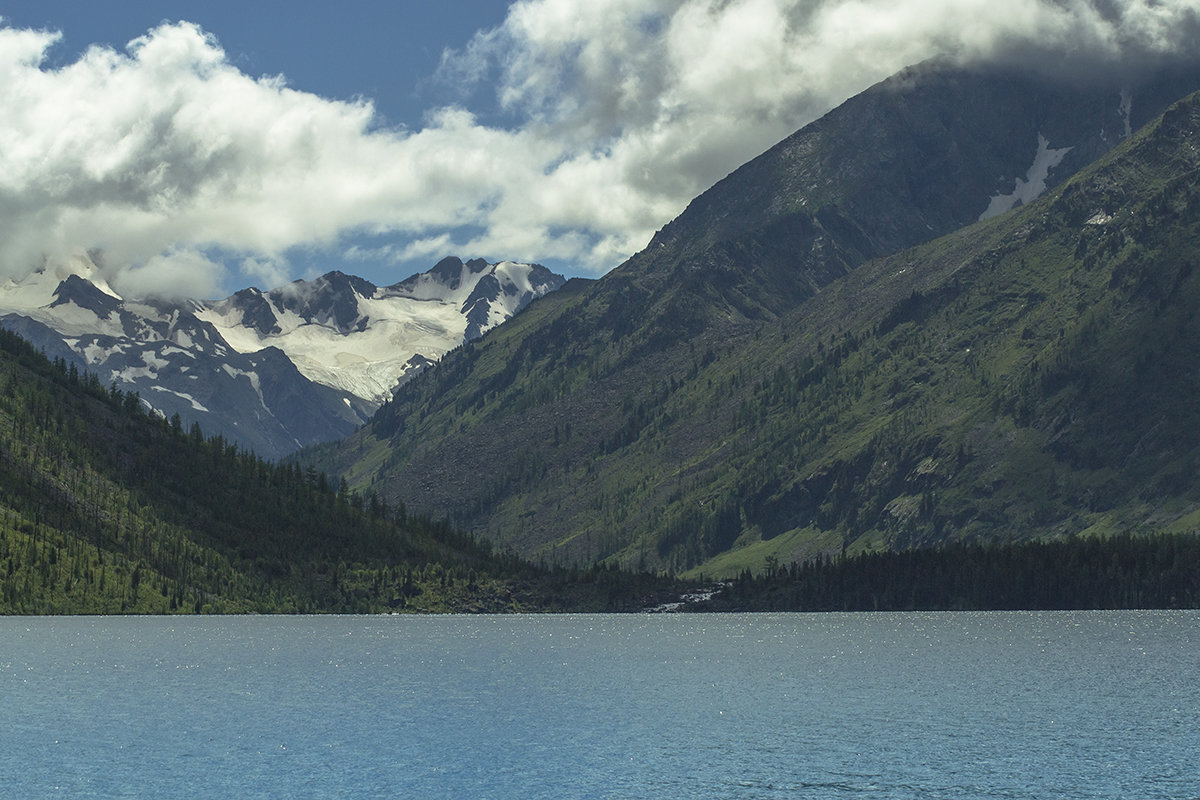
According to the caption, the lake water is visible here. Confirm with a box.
[2,612,1197,799]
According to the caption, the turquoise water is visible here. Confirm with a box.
[2,612,1197,798]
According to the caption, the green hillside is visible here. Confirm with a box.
[311,86,1200,578]
[0,329,675,613]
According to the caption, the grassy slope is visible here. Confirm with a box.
[311,89,1200,577]
[676,93,1200,575]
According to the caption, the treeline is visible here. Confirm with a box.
[700,533,1200,611]
[0,328,681,614]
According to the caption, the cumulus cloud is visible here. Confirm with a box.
[0,22,529,296]
[448,0,1200,250]
[437,0,1200,270]
[1,2,1197,297]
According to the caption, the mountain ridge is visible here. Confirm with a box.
[308,59,1200,574]
[197,257,565,404]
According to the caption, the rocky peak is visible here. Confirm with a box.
[225,287,282,336]
[269,270,378,334]
[49,274,121,319]
[425,257,467,290]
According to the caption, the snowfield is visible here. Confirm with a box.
[196,258,564,404]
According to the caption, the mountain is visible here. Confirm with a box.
[563,60,1200,333]
[307,59,1200,574]
[198,258,565,404]
[0,263,371,461]
[0,257,565,460]
[0,327,679,613]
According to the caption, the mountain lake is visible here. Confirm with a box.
[2,612,1196,799]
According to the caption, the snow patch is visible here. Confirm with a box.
[80,341,126,364]
[221,364,267,409]
[979,134,1072,220]
[150,385,210,412]
[140,351,169,372]
[41,303,104,332]
[123,301,170,324]
[113,365,158,382]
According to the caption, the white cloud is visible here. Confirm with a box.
[111,248,227,300]
[0,2,1197,297]
[239,255,293,291]
[436,0,1200,271]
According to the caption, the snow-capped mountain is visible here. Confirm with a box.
[198,257,565,404]
[0,256,565,459]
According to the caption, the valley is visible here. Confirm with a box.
[6,52,1200,611]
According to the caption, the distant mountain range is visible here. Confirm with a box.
[305,59,1200,575]
[0,257,564,459]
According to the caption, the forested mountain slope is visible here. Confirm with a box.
[0,329,670,613]
[309,63,1200,575]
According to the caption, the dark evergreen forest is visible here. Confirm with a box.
[0,328,676,614]
[702,534,1200,611]
[3,323,1197,614]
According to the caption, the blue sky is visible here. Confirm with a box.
[2,2,513,129]
[0,1,1194,299]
